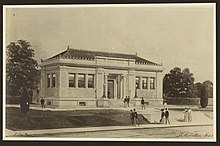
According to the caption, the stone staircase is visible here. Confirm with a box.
[108,99,135,108]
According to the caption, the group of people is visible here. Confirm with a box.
[183,107,192,122]
[159,107,170,124]
[130,109,139,126]
[124,96,130,107]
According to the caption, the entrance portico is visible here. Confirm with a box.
[107,74,123,99]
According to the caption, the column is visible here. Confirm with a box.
[117,75,122,99]
[128,70,135,98]
[139,77,142,90]
[96,68,104,98]
[75,73,78,88]
[85,74,88,88]
[120,76,123,99]
[104,73,108,98]
[147,77,150,90]
[156,72,163,99]
[59,67,68,98]
[40,67,46,97]
[50,73,52,88]
[122,75,126,98]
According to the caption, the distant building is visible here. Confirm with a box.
[40,48,164,108]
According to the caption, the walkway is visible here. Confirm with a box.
[5,104,213,137]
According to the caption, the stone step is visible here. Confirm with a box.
[108,99,135,108]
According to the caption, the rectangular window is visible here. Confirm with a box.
[78,74,85,88]
[88,74,94,88]
[47,74,51,88]
[136,77,140,89]
[52,73,56,87]
[142,77,148,89]
[150,77,155,90]
[79,102,86,106]
[69,73,75,88]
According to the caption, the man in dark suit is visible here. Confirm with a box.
[130,109,134,126]
[141,97,145,110]
[133,108,139,126]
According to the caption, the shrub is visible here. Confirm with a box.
[200,85,208,108]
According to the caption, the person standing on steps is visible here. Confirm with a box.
[127,96,130,107]
[141,97,145,110]
[124,96,127,108]
[40,97,45,109]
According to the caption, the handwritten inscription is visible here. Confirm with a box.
[177,132,213,138]
[14,133,33,137]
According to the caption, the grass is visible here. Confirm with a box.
[6,107,150,131]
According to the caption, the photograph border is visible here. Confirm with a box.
[1,0,218,145]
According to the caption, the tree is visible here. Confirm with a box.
[163,67,195,97]
[6,40,39,96]
[181,68,195,97]
[200,84,208,108]
[203,80,213,98]
[194,82,203,97]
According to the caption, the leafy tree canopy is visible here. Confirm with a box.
[6,40,40,96]
[163,67,195,97]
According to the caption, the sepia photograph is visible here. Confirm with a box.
[3,3,216,141]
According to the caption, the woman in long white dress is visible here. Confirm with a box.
[183,108,188,122]
[188,108,192,122]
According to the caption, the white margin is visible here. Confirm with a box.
[2,3,216,142]
[3,5,6,141]
[212,3,216,142]
[3,3,215,8]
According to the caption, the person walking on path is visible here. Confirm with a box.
[183,107,188,122]
[188,108,192,122]
[141,97,145,110]
[165,108,170,124]
[40,97,45,109]
[130,109,134,126]
[160,109,166,124]
[133,109,139,126]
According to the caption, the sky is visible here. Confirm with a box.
[5,4,215,83]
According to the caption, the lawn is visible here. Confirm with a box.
[6,107,150,131]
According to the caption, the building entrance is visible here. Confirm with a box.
[107,74,123,99]
[107,80,114,99]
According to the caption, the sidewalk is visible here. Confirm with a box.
[5,104,213,137]
[5,121,213,137]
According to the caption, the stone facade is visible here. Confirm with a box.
[40,48,164,108]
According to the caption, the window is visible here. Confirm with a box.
[150,77,155,90]
[88,74,94,88]
[47,74,51,88]
[136,77,140,89]
[79,102,86,106]
[69,74,75,87]
[52,73,56,87]
[78,74,85,88]
[142,77,148,89]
